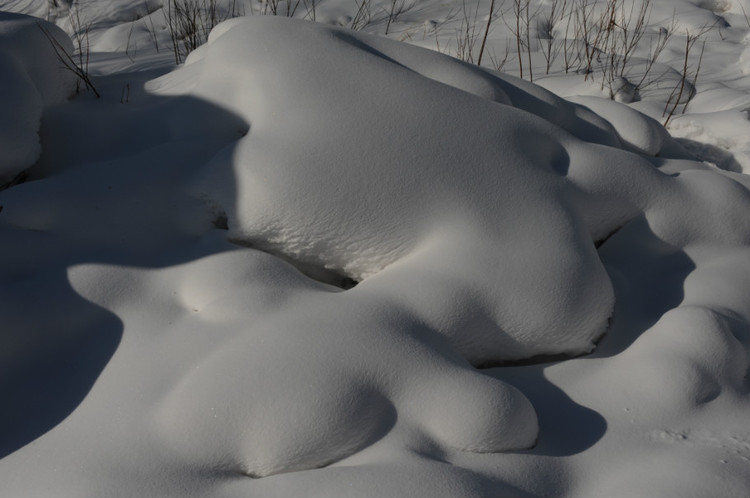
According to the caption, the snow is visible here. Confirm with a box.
[564,95,675,155]
[148,17,634,362]
[0,12,76,183]
[1,1,750,496]
[667,109,750,172]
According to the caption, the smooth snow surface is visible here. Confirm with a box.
[1,3,750,498]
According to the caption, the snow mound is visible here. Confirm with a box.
[0,12,76,183]
[148,16,643,363]
[146,17,741,366]
[145,254,539,477]
[566,95,673,156]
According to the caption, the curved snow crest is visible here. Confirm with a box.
[0,12,77,183]
[147,16,679,363]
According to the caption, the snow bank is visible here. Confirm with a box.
[0,12,76,183]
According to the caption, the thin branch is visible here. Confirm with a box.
[36,21,100,98]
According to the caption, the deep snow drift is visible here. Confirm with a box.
[1,6,750,498]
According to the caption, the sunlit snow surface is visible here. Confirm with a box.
[1,9,750,498]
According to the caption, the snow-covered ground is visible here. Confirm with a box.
[1,1,749,496]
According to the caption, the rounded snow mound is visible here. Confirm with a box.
[146,16,689,363]
[566,95,674,156]
[0,12,77,184]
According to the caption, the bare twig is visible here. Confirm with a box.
[351,0,373,30]
[682,39,705,114]
[166,0,242,64]
[37,21,100,98]
[663,26,712,126]
[477,0,497,66]
[455,0,482,63]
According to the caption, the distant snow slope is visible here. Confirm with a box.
[0,8,749,498]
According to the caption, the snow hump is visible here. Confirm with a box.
[149,17,746,370]
[146,16,711,364]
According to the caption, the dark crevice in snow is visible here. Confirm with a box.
[476,349,592,369]
[279,256,360,290]
[477,316,612,369]
[227,237,359,290]
[594,225,624,249]
[202,197,358,289]
[239,456,346,480]
[198,466,258,480]
[0,170,29,191]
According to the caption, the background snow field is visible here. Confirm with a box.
[1,1,750,497]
